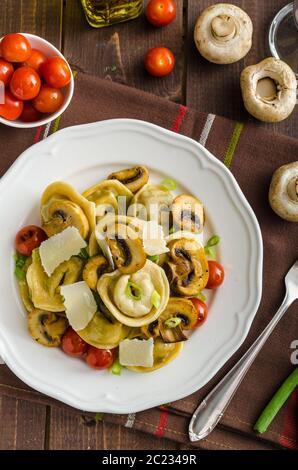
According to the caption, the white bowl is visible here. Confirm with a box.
[0,33,74,128]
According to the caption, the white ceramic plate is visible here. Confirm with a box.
[0,119,263,413]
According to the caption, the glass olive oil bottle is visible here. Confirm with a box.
[81,0,143,28]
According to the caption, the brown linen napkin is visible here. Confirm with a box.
[0,73,297,450]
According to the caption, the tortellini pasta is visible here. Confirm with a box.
[26,250,83,312]
[77,312,130,349]
[40,181,95,239]
[126,338,183,373]
[83,180,133,220]
[98,260,170,327]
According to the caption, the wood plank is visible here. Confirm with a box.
[48,407,178,449]
[0,0,63,49]
[0,396,47,450]
[63,0,184,100]
[186,0,297,138]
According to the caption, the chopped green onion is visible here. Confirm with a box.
[94,412,104,422]
[125,281,142,301]
[168,226,175,235]
[78,248,89,260]
[151,290,161,309]
[254,367,298,434]
[206,235,220,247]
[196,291,206,302]
[161,178,177,191]
[14,252,28,280]
[204,246,216,259]
[147,255,159,263]
[164,317,182,328]
[109,358,122,376]
[15,266,26,281]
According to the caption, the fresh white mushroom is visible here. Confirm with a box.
[269,162,298,222]
[241,57,297,122]
[194,3,253,64]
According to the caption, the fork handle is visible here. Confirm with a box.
[189,292,292,441]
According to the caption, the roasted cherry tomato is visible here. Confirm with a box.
[62,328,88,358]
[86,346,115,370]
[10,66,41,100]
[145,0,176,27]
[33,85,64,113]
[206,260,225,289]
[0,89,23,120]
[0,59,14,86]
[20,101,42,122]
[144,47,175,77]
[22,48,47,74]
[1,33,31,62]
[15,225,47,256]
[190,298,208,327]
[42,57,71,88]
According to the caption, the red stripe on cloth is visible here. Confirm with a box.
[33,126,43,144]
[279,387,298,449]
[170,105,187,133]
[154,409,169,438]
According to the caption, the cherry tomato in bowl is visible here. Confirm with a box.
[0,59,14,86]
[86,346,115,370]
[206,260,225,289]
[190,298,208,327]
[10,66,41,100]
[0,33,31,62]
[144,47,175,77]
[22,48,47,74]
[145,0,177,27]
[15,225,47,256]
[62,328,88,358]
[33,85,64,114]
[20,101,42,122]
[42,57,71,88]
[0,89,23,120]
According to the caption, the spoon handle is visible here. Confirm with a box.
[189,292,292,441]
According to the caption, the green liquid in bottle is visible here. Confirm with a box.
[81,0,143,28]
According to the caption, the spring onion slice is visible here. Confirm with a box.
[196,291,206,302]
[164,317,182,328]
[147,255,159,263]
[125,281,142,301]
[206,235,220,247]
[254,367,298,434]
[161,178,177,191]
[14,252,28,280]
[109,358,122,376]
[204,246,216,259]
[151,290,161,309]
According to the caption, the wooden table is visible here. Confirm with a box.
[0,0,296,450]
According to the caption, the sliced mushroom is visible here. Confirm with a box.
[240,58,297,122]
[83,255,111,290]
[42,199,90,238]
[40,182,95,239]
[141,320,160,339]
[194,3,253,64]
[107,223,146,274]
[172,194,204,233]
[269,162,298,222]
[108,166,149,193]
[158,297,197,343]
[165,238,209,296]
[28,309,68,347]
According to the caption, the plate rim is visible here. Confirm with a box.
[0,118,263,413]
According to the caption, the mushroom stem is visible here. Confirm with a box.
[211,15,236,41]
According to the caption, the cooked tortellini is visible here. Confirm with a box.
[128,184,174,230]
[126,338,183,372]
[26,250,83,312]
[83,180,133,220]
[77,311,130,349]
[41,181,95,239]
[98,260,169,327]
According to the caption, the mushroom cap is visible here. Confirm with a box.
[241,57,297,122]
[269,161,298,222]
[194,3,253,64]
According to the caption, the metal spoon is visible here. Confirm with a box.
[189,258,298,442]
